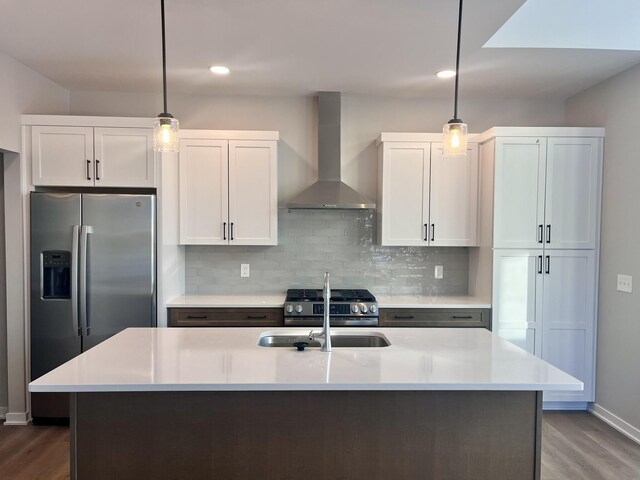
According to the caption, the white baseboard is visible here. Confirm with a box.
[543,401,588,411]
[3,411,30,426]
[589,403,640,445]
[0,406,7,419]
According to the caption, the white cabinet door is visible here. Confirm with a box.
[430,143,479,246]
[379,142,430,246]
[228,140,278,245]
[492,249,543,356]
[494,138,547,249]
[544,138,600,249]
[94,128,155,188]
[32,126,94,187]
[541,250,596,403]
[179,139,229,245]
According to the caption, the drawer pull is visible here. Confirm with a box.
[394,315,415,319]
[247,315,267,319]
[451,315,473,319]
[186,315,207,319]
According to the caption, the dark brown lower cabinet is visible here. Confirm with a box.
[380,307,491,329]
[71,390,541,480]
[168,307,284,327]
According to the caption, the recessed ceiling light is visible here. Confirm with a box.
[436,70,456,79]
[209,65,230,75]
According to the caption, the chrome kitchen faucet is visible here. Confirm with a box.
[309,272,332,352]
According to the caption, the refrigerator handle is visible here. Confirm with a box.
[80,225,93,336]
[71,225,80,337]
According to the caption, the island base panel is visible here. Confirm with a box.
[72,390,542,480]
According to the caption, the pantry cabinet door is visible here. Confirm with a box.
[494,138,547,249]
[32,126,94,187]
[378,142,430,246]
[179,139,229,245]
[94,128,155,188]
[429,143,479,246]
[544,138,600,249]
[492,249,543,356]
[228,140,278,246]
[541,250,596,403]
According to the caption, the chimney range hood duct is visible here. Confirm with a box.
[287,92,375,209]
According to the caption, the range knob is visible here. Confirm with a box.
[369,304,378,314]
[285,304,293,314]
[295,304,303,314]
[360,304,368,314]
[351,304,359,314]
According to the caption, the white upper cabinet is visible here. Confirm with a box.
[94,128,155,188]
[544,138,600,249]
[179,139,229,245]
[493,138,547,249]
[377,135,479,247]
[228,140,278,246]
[31,124,155,188]
[32,126,94,187]
[179,132,279,246]
[430,143,479,246]
[378,142,430,246]
[493,134,601,250]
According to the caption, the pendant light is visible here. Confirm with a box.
[153,0,179,153]
[442,0,467,157]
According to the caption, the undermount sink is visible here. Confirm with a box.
[258,331,391,348]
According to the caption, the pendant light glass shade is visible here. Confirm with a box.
[153,0,179,153]
[443,120,467,157]
[154,115,179,153]
[442,0,467,157]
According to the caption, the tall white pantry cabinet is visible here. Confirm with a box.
[482,128,604,406]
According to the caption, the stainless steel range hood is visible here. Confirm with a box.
[287,92,375,209]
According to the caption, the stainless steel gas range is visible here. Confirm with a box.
[284,289,378,327]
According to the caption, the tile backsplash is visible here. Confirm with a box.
[185,209,469,296]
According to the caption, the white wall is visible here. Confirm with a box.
[0,49,69,422]
[566,63,640,437]
[0,159,6,417]
[69,91,565,205]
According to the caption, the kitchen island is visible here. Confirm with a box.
[30,327,581,480]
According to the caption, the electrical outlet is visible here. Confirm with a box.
[617,274,632,293]
[241,264,250,278]
[435,265,444,279]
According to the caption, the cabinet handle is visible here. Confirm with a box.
[86,159,92,180]
[223,222,227,240]
[452,315,473,319]
[545,255,550,274]
[394,315,415,319]
[186,315,207,319]
[538,225,543,243]
[95,159,101,180]
[431,224,435,242]
[538,255,543,274]
[424,224,428,241]
[247,315,267,319]
[230,222,235,241]
[546,225,551,244]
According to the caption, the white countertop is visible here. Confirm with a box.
[166,294,491,309]
[30,327,581,393]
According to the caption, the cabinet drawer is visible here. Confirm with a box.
[169,308,284,327]
[379,308,491,329]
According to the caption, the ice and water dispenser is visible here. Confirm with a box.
[41,251,71,299]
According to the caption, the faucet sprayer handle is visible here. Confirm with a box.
[324,272,330,298]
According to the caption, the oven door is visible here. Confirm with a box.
[284,316,378,327]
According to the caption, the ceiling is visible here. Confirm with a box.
[1,0,639,99]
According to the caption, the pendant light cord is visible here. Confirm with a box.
[161,0,168,114]
[453,0,463,120]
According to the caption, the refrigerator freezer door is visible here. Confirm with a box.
[30,193,83,381]
[82,194,156,351]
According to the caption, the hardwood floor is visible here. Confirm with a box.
[0,412,638,479]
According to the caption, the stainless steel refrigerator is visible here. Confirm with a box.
[30,193,156,420]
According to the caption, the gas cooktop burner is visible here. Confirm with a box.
[286,289,376,303]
